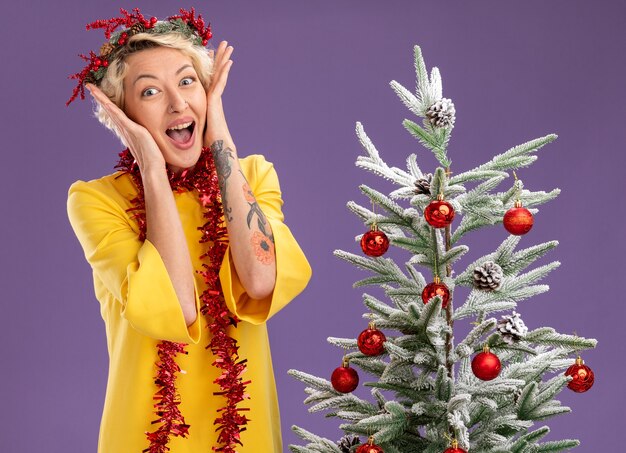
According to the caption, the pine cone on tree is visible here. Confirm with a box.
[513,386,523,404]
[473,261,503,291]
[497,311,528,344]
[426,98,456,128]
[338,435,361,452]
[414,173,433,195]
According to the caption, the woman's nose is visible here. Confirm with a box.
[167,91,188,114]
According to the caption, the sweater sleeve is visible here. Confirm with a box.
[67,180,202,344]
[219,155,312,325]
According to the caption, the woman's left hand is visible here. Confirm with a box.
[204,40,234,148]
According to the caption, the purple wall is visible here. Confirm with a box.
[1,0,623,451]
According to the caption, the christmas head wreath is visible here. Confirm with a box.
[66,7,212,106]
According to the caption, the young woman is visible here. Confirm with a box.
[66,8,311,452]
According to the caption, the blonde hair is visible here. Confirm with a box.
[95,31,213,134]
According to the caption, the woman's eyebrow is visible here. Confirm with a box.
[133,73,157,85]
[133,65,194,85]
[175,64,193,75]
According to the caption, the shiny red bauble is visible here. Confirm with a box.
[565,357,595,393]
[356,443,384,453]
[361,228,390,257]
[472,348,501,381]
[358,324,387,356]
[443,440,467,453]
[422,280,450,308]
[424,199,455,228]
[443,447,467,453]
[356,437,384,453]
[503,204,534,235]
[331,362,359,393]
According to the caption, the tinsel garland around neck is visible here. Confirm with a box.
[115,148,250,453]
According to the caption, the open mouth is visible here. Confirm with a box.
[165,121,196,145]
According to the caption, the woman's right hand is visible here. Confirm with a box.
[86,83,165,174]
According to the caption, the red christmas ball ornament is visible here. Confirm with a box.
[361,226,390,257]
[472,345,501,381]
[356,436,384,453]
[503,200,534,235]
[565,356,594,393]
[424,195,455,228]
[443,440,467,453]
[358,322,387,356]
[422,277,450,308]
[331,358,359,393]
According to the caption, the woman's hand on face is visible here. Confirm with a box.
[207,41,234,102]
[86,83,165,174]
[204,41,235,148]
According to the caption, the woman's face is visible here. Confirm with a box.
[123,46,207,174]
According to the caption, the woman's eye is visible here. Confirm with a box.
[142,88,159,97]
[180,77,195,86]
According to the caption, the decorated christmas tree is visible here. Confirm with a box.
[288,46,597,453]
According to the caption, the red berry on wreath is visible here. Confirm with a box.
[361,226,390,257]
[503,200,534,235]
[358,322,386,356]
[565,356,594,393]
[356,436,384,453]
[443,440,467,453]
[422,276,450,308]
[424,195,455,228]
[472,345,501,381]
[331,358,359,393]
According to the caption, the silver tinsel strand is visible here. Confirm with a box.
[426,98,456,128]
[498,311,528,344]
[473,260,503,291]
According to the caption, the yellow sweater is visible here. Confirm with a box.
[67,154,311,452]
